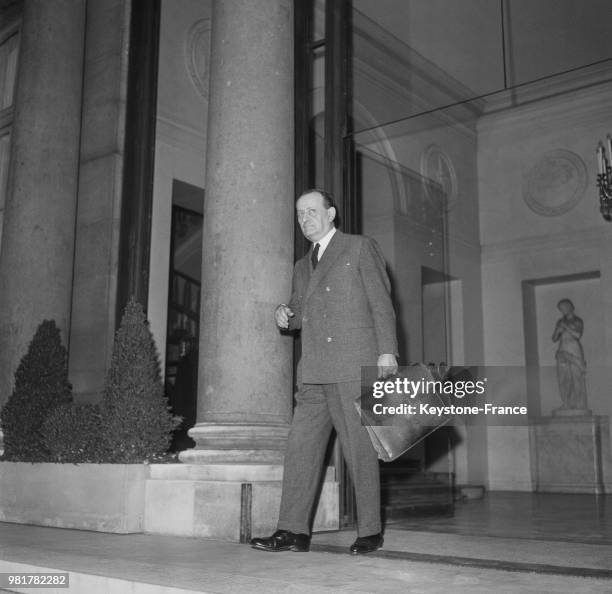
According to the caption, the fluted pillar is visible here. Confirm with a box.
[0,0,86,403]
[180,0,294,464]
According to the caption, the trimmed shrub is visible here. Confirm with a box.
[99,298,180,463]
[0,320,72,461]
[43,403,102,463]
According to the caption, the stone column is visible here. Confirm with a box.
[68,0,134,404]
[179,0,295,464]
[0,0,86,403]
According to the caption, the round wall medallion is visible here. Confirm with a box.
[184,19,211,100]
[522,149,587,217]
[420,144,458,211]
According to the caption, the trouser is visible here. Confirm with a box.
[277,381,381,537]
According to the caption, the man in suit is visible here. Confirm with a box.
[250,189,398,555]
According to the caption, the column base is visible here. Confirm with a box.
[144,464,339,541]
[179,422,290,464]
[179,449,286,464]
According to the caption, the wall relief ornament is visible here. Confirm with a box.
[522,149,587,217]
[420,144,458,211]
[184,19,211,100]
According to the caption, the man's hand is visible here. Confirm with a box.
[275,304,294,329]
[377,353,398,379]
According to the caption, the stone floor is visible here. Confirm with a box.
[387,491,612,544]
[0,492,611,593]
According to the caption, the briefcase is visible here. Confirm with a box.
[357,363,453,462]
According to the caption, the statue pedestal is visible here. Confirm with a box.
[532,415,612,494]
[552,407,592,417]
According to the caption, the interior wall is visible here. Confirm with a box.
[478,75,612,491]
[422,278,448,365]
[149,0,210,368]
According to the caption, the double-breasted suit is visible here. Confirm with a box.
[277,229,398,537]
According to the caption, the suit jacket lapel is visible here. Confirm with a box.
[304,230,345,303]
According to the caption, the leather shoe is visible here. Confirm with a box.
[250,529,310,552]
[349,533,383,555]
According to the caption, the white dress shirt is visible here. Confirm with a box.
[313,226,336,261]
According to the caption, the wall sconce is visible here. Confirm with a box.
[597,136,612,221]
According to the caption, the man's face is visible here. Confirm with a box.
[296,192,335,242]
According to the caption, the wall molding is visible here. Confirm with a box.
[156,113,206,155]
[481,226,612,263]
[478,76,612,135]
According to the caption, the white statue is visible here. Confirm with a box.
[552,299,588,411]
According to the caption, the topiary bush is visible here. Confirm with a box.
[1,303,180,465]
[98,298,181,463]
[42,403,102,463]
[0,320,72,461]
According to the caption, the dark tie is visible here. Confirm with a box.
[311,243,320,270]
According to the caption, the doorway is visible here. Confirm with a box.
[164,180,203,451]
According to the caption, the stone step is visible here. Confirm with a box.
[2,522,610,593]
[383,491,452,503]
[380,470,453,519]
[385,502,454,520]
[0,559,207,594]
[381,477,451,489]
